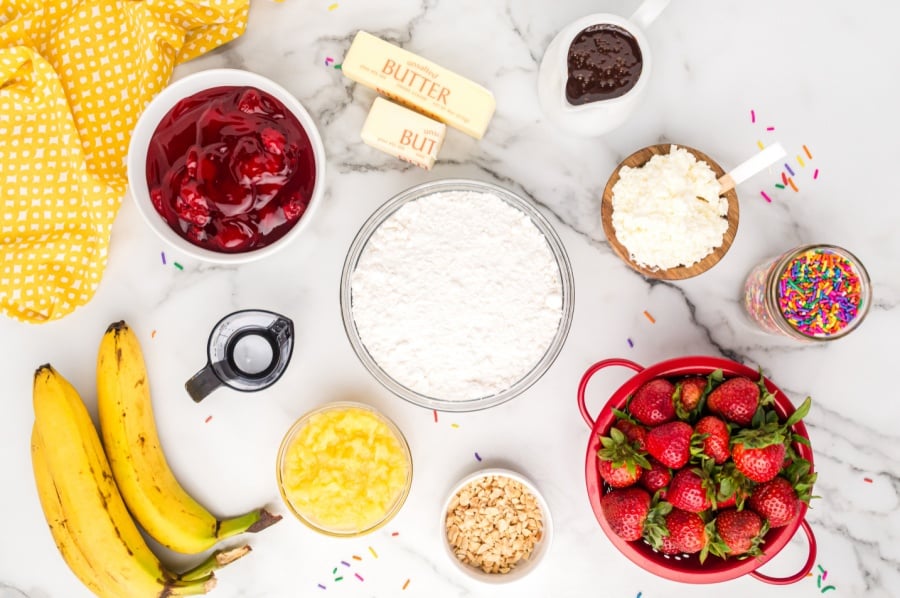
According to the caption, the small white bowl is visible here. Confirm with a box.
[127,68,326,264]
[440,468,553,583]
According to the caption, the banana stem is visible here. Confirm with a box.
[177,545,251,582]
[217,508,282,539]
[161,575,216,597]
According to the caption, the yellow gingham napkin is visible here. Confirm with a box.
[0,0,249,323]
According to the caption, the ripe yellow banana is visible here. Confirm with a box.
[97,321,281,554]
[31,365,216,597]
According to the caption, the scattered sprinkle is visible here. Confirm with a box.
[864,477,873,483]
[352,555,362,561]
[643,310,656,324]
[750,109,756,123]
[784,163,796,176]
[204,415,212,423]
[627,338,634,348]
[318,583,326,590]
[823,570,828,581]
[173,262,184,271]
[332,568,337,575]
[325,57,334,66]
[777,248,863,337]
[804,145,813,159]
[334,576,343,582]
[797,154,806,167]
[328,2,338,10]
[160,251,167,265]
[787,177,799,192]
[475,452,482,461]
[451,423,460,429]
[151,329,157,338]
[392,531,399,536]
[818,565,826,574]
[355,573,364,582]
[368,546,378,559]
[814,168,819,180]
[433,410,438,423]
[821,586,836,593]
[760,191,772,203]
[756,139,765,150]
[766,126,775,131]
[637,593,642,598]
[775,184,786,189]
[334,63,342,70]
[782,172,789,185]
[402,579,411,590]
[341,560,350,567]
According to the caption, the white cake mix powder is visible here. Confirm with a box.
[350,190,563,401]
[611,145,728,270]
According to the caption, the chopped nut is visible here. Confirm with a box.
[445,475,544,574]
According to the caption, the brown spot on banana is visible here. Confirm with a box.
[135,377,145,388]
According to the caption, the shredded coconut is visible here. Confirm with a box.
[350,190,563,401]
[611,145,728,270]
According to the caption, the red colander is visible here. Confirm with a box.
[577,356,816,584]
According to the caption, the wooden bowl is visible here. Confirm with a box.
[600,144,739,280]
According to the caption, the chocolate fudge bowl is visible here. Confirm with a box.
[566,24,643,106]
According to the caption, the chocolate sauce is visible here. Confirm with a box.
[566,24,643,105]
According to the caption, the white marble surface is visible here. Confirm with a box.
[2,1,899,596]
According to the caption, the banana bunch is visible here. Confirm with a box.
[96,321,281,554]
[31,321,280,597]
[32,365,238,597]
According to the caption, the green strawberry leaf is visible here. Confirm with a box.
[792,433,811,447]
[611,407,636,423]
[672,383,690,421]
[610,427,626,443]
[784,396,812,427]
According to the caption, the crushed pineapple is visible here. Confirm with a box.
[282,406,410,532]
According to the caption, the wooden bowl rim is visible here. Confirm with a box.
[600,144,740,280]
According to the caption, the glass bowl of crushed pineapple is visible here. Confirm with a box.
[276,402,413,536]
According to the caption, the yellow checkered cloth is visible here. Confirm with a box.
[0,0,249,323]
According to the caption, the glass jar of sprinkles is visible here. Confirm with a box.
[743,244,871,341]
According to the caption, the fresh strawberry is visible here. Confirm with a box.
[658,534,683,555]
[732,443,786,483]
[676,376,706,413]
[646,421,693,469]
[600,487,651,541]
[597,427,652,488]
[665,508,708,555]
[628,378,676,426]
[615,419,648,452]
[692,416,730,464]
[712,509,767,557]
[639,458,671,496]
[706,376,759,426]
[730,396,812,483]
[667,468,712,513]
[748,476,800,528]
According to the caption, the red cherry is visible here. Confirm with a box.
[260,127,286,155]
[210,220,258,251]
[283,193,308,222]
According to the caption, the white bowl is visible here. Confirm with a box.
[440,468,553,583]
[127,68,326,264]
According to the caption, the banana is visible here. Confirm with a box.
[96,321,281,554]
[31,364,216,597]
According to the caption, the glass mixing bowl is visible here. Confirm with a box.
[340,178,575,412]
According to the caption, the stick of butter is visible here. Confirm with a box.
[342,31,495,139]
[361,98,446,170]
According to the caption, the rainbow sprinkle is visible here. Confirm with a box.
[627,338,634,348]
[451,423,459,429]
[775,184,785,190]
[341,560,350,567]
[797,154,806,168]
[318,583,326,590]
[814,168,820,180]
[804,145,813,159]
[864,477,873,483]
[475,452,482,461]
[204,415,212,423]
[352,555,362,561]
[403,579,411,590]
[750,109,756,123]
[766,126,775,131]
[161,251,166,265]
[392,531,400,536]
[784,163,795,176]
[643,310,655,324]
[327,3,338,10]
[173,262,184,271]
[369,546,378,559]
[756,139,765,150]
[355,573,364,582]
[760,191,772,203]
[433,410,438,423]
[787,178,799,192]
[777,248,863,337]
